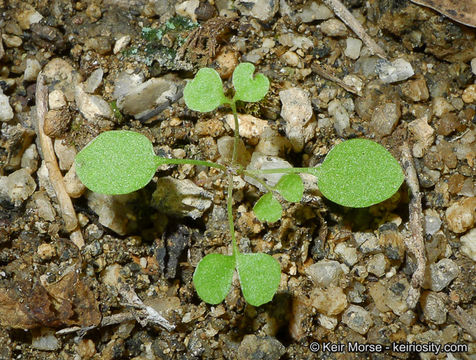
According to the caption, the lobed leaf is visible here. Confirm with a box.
[253,193,282,223]
[236,253,281,307]
[317,139,404,207]
[75,130,160,195]
[183,68,227,112]
[275,173,304,202]
[232,63,270,103]
[193,254,236,305]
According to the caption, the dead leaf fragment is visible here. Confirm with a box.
[411,0,476,27]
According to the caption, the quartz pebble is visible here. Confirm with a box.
[0,92,14,122]
[344,38,362,60]
[408,117,434,158]
[366,253,388,277]
[462,84,476,103]
[113,35,131,54]
[432,97,454,117]
[280,87,316,152]
[75,84,112,123]
[37,243,56,260]
[54,139,76,171]
[334,243,358,266]
[224,113,269,143]
[245,153,292,192]
[420,291,447,325]
[30,191,56,221]
[237,335,285,360]
[23,58,42,82]
[311,286,348,316]
[2,34,22,48]
[7,168,36,206]
[84,68,104,93]
[401,76,429,102]
[236,0,279,22]
[319,314,338,330]
[445,197,476,233]
[471,58,476,75]
[31,328,60,351]
[21,143,39,174]
[320,19,347,37]
[295,2,333,22]
[341,305,373,335]
[64,163,86,198]
[370,103,400,136]
[151,176,213,220]
[306,259,343,287]
[460,228,476,261]
[48,90,67,110]
[376,58,414,83]
[423,258,460,292]
[328,99,350,136]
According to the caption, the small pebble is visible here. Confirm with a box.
[237,335,285,360]
[215,48,238,79]
[0,92,14,122]
[367,253,388,277]
[423,258,460,292]
[334,243,358,266]
[84,68,104,94]
[376,58,414,83]
[370,103,401,136]
[2,34,22,47]
[344,38,362,60]
[306,259,343,287]
[445,197,476,233]
[37,243,56,261]
[76,339,96,359]
[48,90,67,110]
[471,58,476,76]
[7,168,36,206]
[328,99,350,136]
[113,35,131,54]
[311,286,348,316]
[23,58,42,82]
[281,51,300,67]
[432,97,454,117]
[54,139,76,171]
[341,305,373,335]
[318,314,338,330]
[401,76,429,102]
[462,84,476,103]
[31,328,60,351]
[460,228,476,261]
[420,291,447,325]
[320,19,347,37]
[425,214,442,236]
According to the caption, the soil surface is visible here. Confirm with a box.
[0,0,475,359]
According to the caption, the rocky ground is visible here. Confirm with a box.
[0,0,475,359]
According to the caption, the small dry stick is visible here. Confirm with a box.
[311,63,361,96]
[448,305,476,341]
[321,0,387,59]
[35,73,85,249]
[400,141,426,309]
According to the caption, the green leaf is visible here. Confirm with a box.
[183,68,227,112]
[75,130,160,195]
[193,254,236,305]
[232,63,270,103]
[317,139,404,207]
[253,193,282,223]
[275,174,304,202]
[236,253,281,307]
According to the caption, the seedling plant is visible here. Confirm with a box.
[75,63,404,306]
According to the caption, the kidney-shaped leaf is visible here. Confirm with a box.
[237,253,281,307]
[184,68,227,112]
[253,193,282,223]
[75,130,159,195]
[233,63,270,103]
[193,253,236,305]
[317,139,404,207]
[275,174,304,202]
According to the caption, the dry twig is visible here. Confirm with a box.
[400,141,426,309]
[321,0,387,59]
[311,63,361,96]
[36,73,85,249]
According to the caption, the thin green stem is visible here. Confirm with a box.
[227,172,239,256]
[155,157,226,171]
[230,102,240,167]
[228,100,240,256]
[245,166,322,176]
[243,171,275,193]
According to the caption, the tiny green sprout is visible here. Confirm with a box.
[75,62,404,307]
